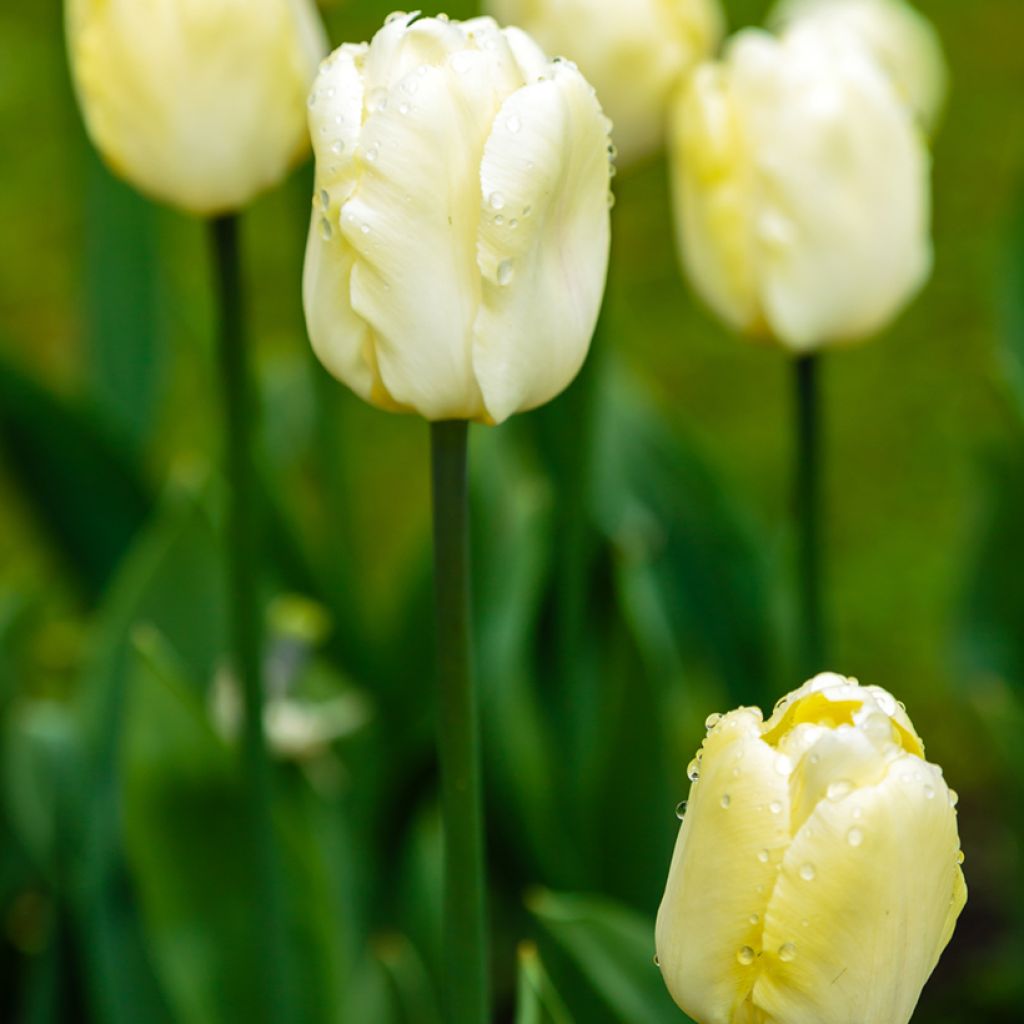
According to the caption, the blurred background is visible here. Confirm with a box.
[1,0,1023,1021]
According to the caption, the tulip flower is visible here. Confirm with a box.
[769,0,948,133]
[670,21,931,352]
[657,673,966,1024]
[65,0,328,214]
[487,0,724,167]
[303,13,613,425]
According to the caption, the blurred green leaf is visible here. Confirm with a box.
[84,152,165,450]
[1001,195,1024,421]
[958,446,1024,688]
[515,943,574,1024]
[529,890,685,1024]
[0,351,151,602]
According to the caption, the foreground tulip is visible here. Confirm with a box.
[486,0,724,167]
[657,673,966,1024]
[769,0,947,132]
[303,13,613,424]
[670,22,931,351]
[66,0,327,214]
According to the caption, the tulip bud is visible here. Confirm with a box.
[669,23,932,351]
[303,14,613,424]
[487,0,724,167]
[769,0,948,133]
[65,0,328,214]
[656,673,966,1024]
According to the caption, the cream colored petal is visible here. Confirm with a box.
[753,753,964,1024]
[656,710,792,1024]
[670,61,764,337]
[361,12,469,93]
[67,0,327,214]
[341,54,508,420]
[732,26,932,348]
[472,65,611,424]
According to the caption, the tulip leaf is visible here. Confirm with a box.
[528,890,688,1024]
[83,151,165,450]
[0,350,151,602]
[516,943,575,1024]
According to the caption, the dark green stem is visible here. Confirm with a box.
[430,420,489,1024]
[794,354,827,678]
[209,215,290,1024]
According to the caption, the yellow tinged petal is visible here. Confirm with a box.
[755,753,963,1024]
[473,64,611,424]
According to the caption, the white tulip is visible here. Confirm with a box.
[657,673,966,1024]
[66,0,328,215]
[487,0,725,167]
[303,14,613,424]
[669,22,932,351]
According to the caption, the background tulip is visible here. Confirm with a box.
[303,14,613,425]
[487,0,724,167]
[657,673,966,1024]
[769,0,948,133]
[65,0,328,214]
[669,21,932,352]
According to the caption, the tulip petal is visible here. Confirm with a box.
[656,711,792,1024]
[341,51,514,421]
[754,753,964,1024]
[472,64,611,424]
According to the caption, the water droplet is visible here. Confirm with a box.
[705,712,723,730]
[757,849,770,864]
[875,692,897,716]
[774,755,794,777]
[385,10,406,24]
[949,789,959,808]
[675,800,687,820]
[956,850,965,865]
[497,259,514,286]
[736,946,756,966]
[367,87,388,114]
[720,794,731,809]
[509,218,518,229]
[398,103,410,116]
[320,188,330,209]
[330,140,345,156]
[652,954,660,967]
[778,943,797,962]
[523,205,533,217]
[809,753,820,765]
[686,759,700,782]
[506,115,522,134]
[307,91,318,109]
[365,144,380,163]
[847,826,864,847]
[489,191,506,211]
[799,863,816,881]
[319,217,332,240]
[827,780,854,801]
[360,223,370,235]
[607,192,616,209]
[769,800,783,815]
[437,12,450,22]
[749,913,760,925]
[924,785,935,800]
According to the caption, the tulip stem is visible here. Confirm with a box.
[430,420,490,1024]
[209,214,291,1024]
[793,353,827,678]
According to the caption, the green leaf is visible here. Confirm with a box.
[1001,194,1024,421]
[516,943,574,1024]
[528,890,687,1024]
[0,351,151,601]
[83,151,165,450]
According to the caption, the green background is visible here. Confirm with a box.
[1,0,1023,1021]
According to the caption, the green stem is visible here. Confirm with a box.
[430,420,489,1024]
[793,354,827,678]
[209,215,290,1024]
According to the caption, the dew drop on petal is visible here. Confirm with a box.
[496,259,514,286]
[330,140,345,156]
[757,849,770,864]
[949,789,959,808]
[778,943,797,962]
[827,780,854,801]
[320,188,330,209]
[705,712,722,730]
[737,946,756,966]
[769,800,783,815]
[652,954,660,967]
[509,218,518,229]
[494,214,504,226]
[675,800,687,820]
[774,754,794,777]
[506,114,522,134]
[319,217,332,240]
[749,913,759,925]
[489,191,506,211]
[847,826,864,847]
[720,794,731,809]
[686,759,700,782]
[799,863,816,881]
